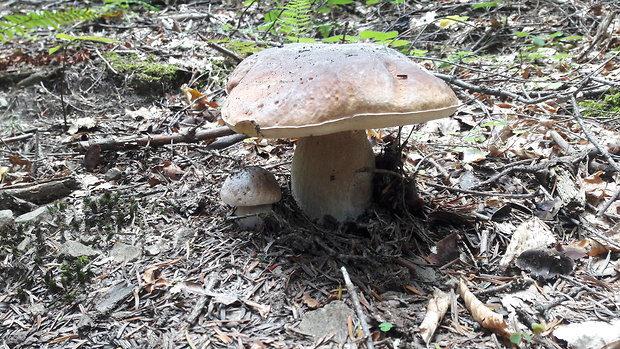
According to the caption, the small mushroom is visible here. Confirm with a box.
[222,43,459,222]
[220,166,282,229]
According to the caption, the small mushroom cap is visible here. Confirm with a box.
[220,167,282,207]
[222,43,459,138]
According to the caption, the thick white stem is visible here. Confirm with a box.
[291,130,375,222]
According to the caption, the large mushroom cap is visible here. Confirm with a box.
[222,43,459,138]
[220,167,282,207]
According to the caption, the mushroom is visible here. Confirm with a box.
[222,43,458,222]
[220,166,282,229]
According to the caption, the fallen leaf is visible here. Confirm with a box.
[459,278,510,339]
[419,288,451,344]
[83,145,101,172]
[589,223,620,255]
[181,84,219,109]
[554,319,620,349]
[301,293,321,309]
[427,233,459,266]
[515,248,574,280]
[499,217,555,270]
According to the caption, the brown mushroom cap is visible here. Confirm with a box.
[222,43,459,138]
[220,167,282,207]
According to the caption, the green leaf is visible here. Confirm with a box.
[48,45,62,54]
[531,323,545,335]
[560,35,582,41]
[327,0,353,4]
[552,53,571,60]
[378,322,393,332]
[56,33,119,43]
[471,1,503,9]
[359,30,398,41]
[532,36,545,46]
[509,333,522,345]
[514,31,530,37]
[366,0,381,4]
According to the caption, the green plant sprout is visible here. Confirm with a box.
[379,322,394,332]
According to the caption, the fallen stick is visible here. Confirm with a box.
[0,132,35,144]
[0,177,80,209]
[340,266,375,349]
[74,126,236,152]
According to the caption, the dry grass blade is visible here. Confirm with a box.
[419,288,451,344]
[459,278,510,339]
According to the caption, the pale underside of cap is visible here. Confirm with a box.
[221,43,459,138]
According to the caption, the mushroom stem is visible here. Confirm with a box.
[234,204,273,229]
[291,130,375,222]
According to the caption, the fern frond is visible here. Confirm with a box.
[280,0,314,41]
[0,8,100,43]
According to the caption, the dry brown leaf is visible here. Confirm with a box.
[301,293,321,309]
[83,145,101,172]
[459,278,510,339]
[419,288,451,344]
[590,223,620,254]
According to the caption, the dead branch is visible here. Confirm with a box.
[74,126,236,153]
[577,11,618,61]
[0,132,35,144]
[427,183,538,198]
[340,266,375,349]
[0,177,80,209]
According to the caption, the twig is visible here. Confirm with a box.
[0,132,35,144]
[340,266,375,349]
[570,96,620,216]
[577,11,618,61]
[434,72,566,105]
[206,40,243,63]
[427,183,538,198]
[74,126,236,152]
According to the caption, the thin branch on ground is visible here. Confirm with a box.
[340,266,375,349]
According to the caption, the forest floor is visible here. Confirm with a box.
[1,1,620,348]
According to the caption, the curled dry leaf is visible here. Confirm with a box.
[499,217,555,270]
[459,278,510,339]
[419,288,451,344]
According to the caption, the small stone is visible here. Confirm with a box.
[28,303,46,316]
[95,281,135,313]
[144,244,161,256]
[105,168,123,181]
[17,236,33,251]
[59,240,100,257]
[298,300,354,344]
[111,243,141,262]
[15,206,51,224]
[0,210,14,229]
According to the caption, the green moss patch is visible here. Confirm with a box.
[102,52,186,94]
[579,91,620,117]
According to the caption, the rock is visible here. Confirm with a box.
[111,243,141,262]
[298,300,354,344]
[0,210,14,229]
[105,168,123,181]
[95,281,135,313]
[59,240,100,257]
[15,206,51,224]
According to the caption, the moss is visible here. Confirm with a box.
[579,91,620,117]
[102,52,185,94]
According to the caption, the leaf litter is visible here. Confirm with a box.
[0,1,619,348]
